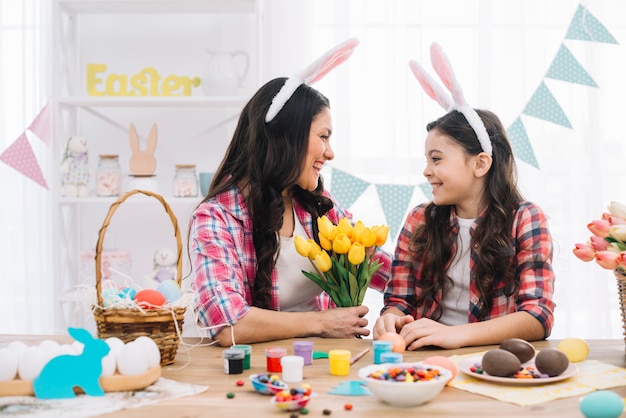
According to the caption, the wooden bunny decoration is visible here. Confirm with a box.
[128,123,157,176]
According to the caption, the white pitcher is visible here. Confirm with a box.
[201,50,250,96]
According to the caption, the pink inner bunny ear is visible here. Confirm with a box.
[408,60,452,110]
[430,42,467,106]
[300,37,360,85]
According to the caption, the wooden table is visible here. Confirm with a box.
[2,336,626,417]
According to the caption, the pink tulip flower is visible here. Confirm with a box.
[602,212,626,225]
[595,250,620,270]
[573,243,596,262]
[589,236,609,251]
[618,252,626,268]
[588,220,611,238]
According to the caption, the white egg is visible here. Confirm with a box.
[116,342,148,376]
[39,339,61,364]
[72,341,84,355]
[18,346,47,381]
[57,344,77,356]
[0,348,19,381]
[101,352,117,377]
[105,337,125,357]
[7,341,28,357]
[134,336,161,368]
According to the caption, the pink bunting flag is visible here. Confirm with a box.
[27,103,52,145]
[0,132,49,189]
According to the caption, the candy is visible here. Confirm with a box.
[344,403,353,410]
[226,392,235,398]
[365,365,444,382]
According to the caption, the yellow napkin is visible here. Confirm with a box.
[448,352,626,406]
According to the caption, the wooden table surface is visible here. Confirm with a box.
[2,335,626,417]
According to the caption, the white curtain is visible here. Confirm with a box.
[0,0,53,333]
[263,0,626,339]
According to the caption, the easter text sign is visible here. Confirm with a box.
[87,64,201,97]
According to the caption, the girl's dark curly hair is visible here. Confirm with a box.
[410,109,523,320]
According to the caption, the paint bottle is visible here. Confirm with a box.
[223,349,244,375]
[265,347,287,373]
[280,355,304,383]
[231,344,252,370]
[329,349,351,376]
[380,352,403,364]
[372,340,393,364]
[293,341,314,365]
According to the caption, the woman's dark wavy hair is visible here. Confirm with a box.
[411,109,523,320]
[198,77,333,308]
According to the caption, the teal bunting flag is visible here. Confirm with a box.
[330,167,371,209]
[507,117,539,169]
[546,45,598,87]
[522,82,572,128]
[418,182,433,201]
[375,184,415,240]
[565,4,618,44]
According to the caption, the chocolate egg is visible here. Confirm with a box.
[499,338,535,363]
[535,348,569,377]
[481,349,521,377]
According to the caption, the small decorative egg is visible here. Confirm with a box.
[499,338,535,363]
[105,337,125,357]
[102,288,121,307]
[423,355,457,382]
[377,332,406,353]
[39,339,61,364]
[156,279,182,303]
[481,349,521,377]
[101,352,117,377]
[134,336,161,368]
[534,348,569,377]
[0,348,19,382]
[117,341,149,376]
[118,287,137,300]
[580,390,624,418]
[558,338,590,362]
[7,341,28,357]
[134,289,166,308]
[18,346,47,381]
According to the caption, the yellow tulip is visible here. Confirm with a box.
[337,217,353,238]
[348,242,365,265]
[315,250,332,272]
[359,227,377,247]
[306,239,321,260]
[333,233,352,254]
[318,216,335,240]
[351,220,365,243]
[374,225,390,246]
[319,233,332,251]
[294,235,312,257]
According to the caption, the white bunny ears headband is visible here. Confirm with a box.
[265,37,360,123]
[409,43,492,156]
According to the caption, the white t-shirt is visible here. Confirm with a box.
[439,216,474,325]
[276,213,324,312]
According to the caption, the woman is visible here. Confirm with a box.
[191,77,391,346]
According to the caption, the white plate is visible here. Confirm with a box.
[457,357,578,385]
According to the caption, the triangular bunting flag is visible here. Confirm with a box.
[565,4,618,44]
[0,132,49,189]
[27,103,52,145]
[418,182,433,201]
[375,184,415,240]
[522,82,572,128]
[330,167,371,209]
[507,117,539,169]
[546,44,598,87]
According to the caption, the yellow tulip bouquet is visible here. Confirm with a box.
[294,216,389,307]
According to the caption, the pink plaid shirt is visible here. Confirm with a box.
[384,201,555,338]
[191,185,392,338]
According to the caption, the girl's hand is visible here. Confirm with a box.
[373,311,414,339]
[400,318,465,350]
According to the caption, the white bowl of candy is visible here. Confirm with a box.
[358,362,451,407]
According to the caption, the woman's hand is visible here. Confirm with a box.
[316,305,370,338]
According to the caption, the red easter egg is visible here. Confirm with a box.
[423,355,458,383]
[134,289,166,308]
[378,332,406,353]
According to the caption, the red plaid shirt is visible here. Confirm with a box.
[191,185,392,338]
[384,201,555,338]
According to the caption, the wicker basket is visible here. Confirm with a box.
[616,269,626,345]
[92,189,186,366]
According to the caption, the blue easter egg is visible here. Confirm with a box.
[580,390,624,418]
[118,287,137,300]
[102,288,120,307]
[156,280,181,303]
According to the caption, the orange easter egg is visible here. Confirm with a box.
[423,355,457,383]
[378,332,406,353]
[134,289,166,308]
